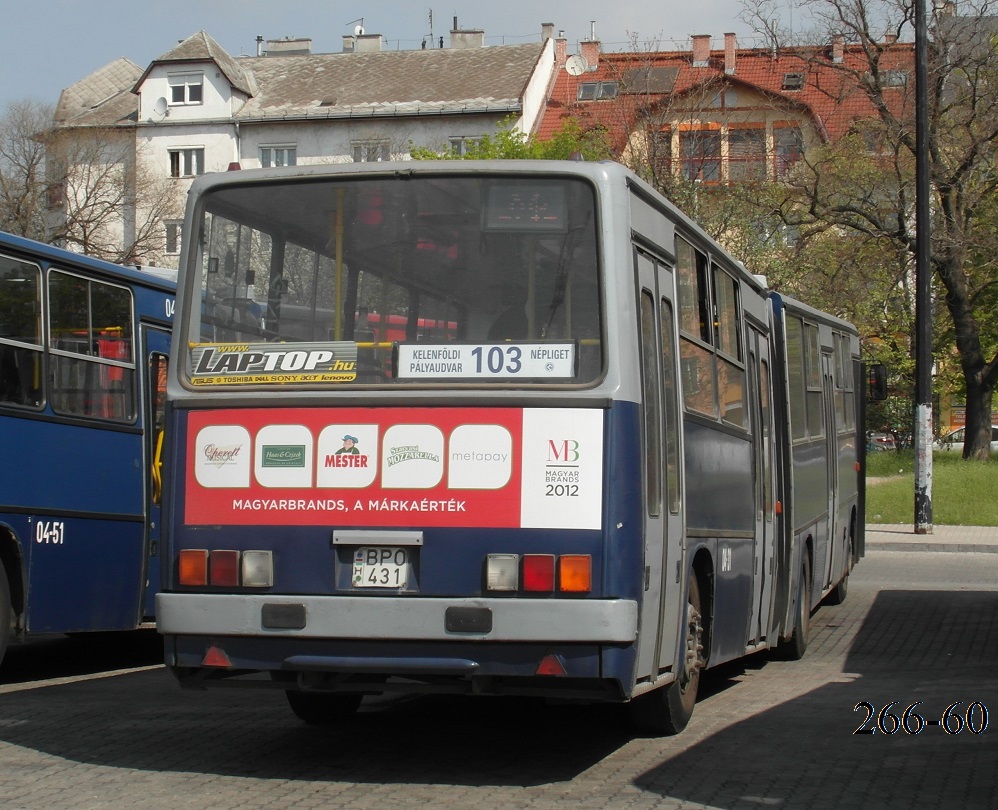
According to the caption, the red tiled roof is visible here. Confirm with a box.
[536,41,914,150]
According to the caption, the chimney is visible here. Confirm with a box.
[266,37,312,56]
[555,32,568,67]
[355,33,384,52]
[884,34,898,44]
[724,32,736,74]
[450,27,486,49]
[692,34,711,68]
[542,23,555,42]
[832,34,844,63]
[580,38,600,71]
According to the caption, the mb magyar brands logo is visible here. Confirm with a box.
[203,443,242,468]
[261,445,306,468]
[547,439,580,463]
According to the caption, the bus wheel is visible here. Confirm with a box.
[825,539,851,606]
[628,572,704,735]
[285,690,362,726]
[0,558,11,667]
[781,554,811,660]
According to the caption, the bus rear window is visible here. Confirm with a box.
[187,175,602,387]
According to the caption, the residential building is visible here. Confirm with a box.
[45,23,560,266]
[537,32,915,185]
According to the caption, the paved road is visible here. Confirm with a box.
[1,544,996,809]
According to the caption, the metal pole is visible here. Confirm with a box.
[914,0,933,533]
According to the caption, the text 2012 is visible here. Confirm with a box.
[853,701,988,735]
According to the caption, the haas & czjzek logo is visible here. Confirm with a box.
[261,445,306,468]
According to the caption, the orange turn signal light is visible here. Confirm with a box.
[559,555,592,593]
[179,549,208,586]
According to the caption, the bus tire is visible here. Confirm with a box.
[781,554,811,660]
[826,570,848,606]
[0,557,11,668]
[825,537,852,606]
[285,690,362,726]
[628,572,704,735]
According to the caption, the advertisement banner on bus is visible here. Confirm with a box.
[185,407,604,530]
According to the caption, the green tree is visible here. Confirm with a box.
[410,116,612,161]
[743,0,998,459]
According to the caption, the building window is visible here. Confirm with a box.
[650,129,672,177]
[728,128,767,182]
[881,70,909,88]
[449,137,482,157]
[169,148,204,178]
[260,146,297,168]
[680,130,721,182]
[577,81,618,101]
[352,140,390,162]
[782,72,804,91]
[168,72,204,105]
[165,221,182,255]
[708,88,738,108]
[774,126,803,178]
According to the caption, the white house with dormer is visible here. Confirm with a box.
[47,23,560,266]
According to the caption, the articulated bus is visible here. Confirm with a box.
[0,231,175,666]
[158,160,873,733]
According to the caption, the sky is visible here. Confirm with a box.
[0,0,790,111]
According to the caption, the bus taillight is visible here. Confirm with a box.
[559,555,592,593]
[178,549,273,588]
[209,550,239,587]
[178,549,208,586]
[485,554,591,594]
[522,554,556,592]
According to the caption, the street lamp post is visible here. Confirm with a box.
[913,0,933,533]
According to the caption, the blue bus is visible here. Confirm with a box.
[0,231,175,666]
[157,160,872,733]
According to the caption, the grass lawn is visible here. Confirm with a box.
[866,450,998,526]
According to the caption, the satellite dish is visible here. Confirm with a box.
[354,24,365,35]
[153,97,168,116]
[565,54,588,76]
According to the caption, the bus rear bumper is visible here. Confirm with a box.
[156,592,638,643]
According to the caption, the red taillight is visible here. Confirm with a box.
[210,550,240,587]
[202,645,232,668]
[522,554,556,591]
[178,549,208,586]
[535,654,567,676]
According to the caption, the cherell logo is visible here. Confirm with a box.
[203,444,241,468]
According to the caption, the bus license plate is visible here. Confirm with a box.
[352,546,410,588]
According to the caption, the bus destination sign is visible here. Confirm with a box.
[395,342,575,380]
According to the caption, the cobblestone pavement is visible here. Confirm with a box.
[1,547,996,810]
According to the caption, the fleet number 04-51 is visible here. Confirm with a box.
[35,520,66,544]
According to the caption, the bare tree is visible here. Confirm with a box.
[743,0,998,458]
[41,126,183,265]
[0,100,52,241]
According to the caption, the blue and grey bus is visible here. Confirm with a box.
[0,231,175,666]
[157,160,871,733]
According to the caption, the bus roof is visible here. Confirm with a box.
[0,229,177,293]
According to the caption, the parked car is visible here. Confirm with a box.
[867,432,897,452]
[935,425,998,453]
